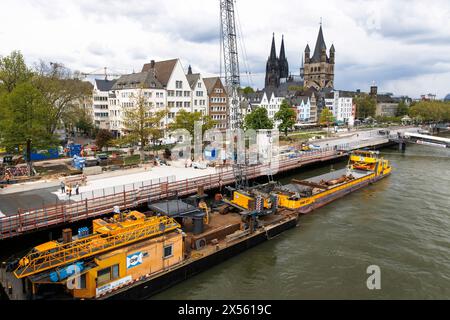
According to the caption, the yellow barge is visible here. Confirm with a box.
[1,196,298,300]
[230,150,392,214]
[0,151,391,300]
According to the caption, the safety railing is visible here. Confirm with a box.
[0,149,346,240]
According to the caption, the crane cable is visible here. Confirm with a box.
[234,0,254,88]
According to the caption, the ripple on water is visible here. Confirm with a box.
[153,144,450,299]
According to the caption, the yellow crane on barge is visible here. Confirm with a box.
[14,212,181,279]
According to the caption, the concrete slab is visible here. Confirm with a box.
[51,165,220,202]
[0,186,61,216]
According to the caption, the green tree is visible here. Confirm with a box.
[169,109,216,137]
[355,95,376,119]
[319,108,336,136]
[396,101,409,117]
[244,107,274,130]
[0,82,55,151]
[409,101,450,122]
[288,85,304,93]
[33,61,93,135]
[240,86,255,95]
[0,51,32,94]
[95,129,114,151]
[275,100,297,136]
[119,90,167,162]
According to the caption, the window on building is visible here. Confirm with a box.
[164,245,174,259]
[184,91,190,97]
[176,81,183,89]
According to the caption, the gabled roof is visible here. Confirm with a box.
[312,25,327,63]
[186,73,200,90]
[203,77,221,95]
[95,79,117,92]
[112,71,163,90]
[242,91,265,104]
[142,59,178,87]
[289,96,310,106]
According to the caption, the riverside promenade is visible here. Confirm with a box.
[0,126,420,240]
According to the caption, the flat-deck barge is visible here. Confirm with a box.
[0,151,391,300]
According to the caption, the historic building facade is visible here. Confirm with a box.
[303,24,335,90]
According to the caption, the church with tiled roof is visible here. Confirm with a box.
[303,24,335,90]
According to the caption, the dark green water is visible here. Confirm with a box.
[153,142,450,300]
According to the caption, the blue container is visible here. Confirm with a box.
[78,227,89,238]
[29,149,59,161]
[50,262,84,282]
[68,144,82,157]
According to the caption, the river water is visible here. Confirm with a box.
[153,141,450,300]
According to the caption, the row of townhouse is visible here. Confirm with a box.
[92,59,228,137]
[242,89,320,126]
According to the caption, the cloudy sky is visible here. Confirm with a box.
[1,0,450,98]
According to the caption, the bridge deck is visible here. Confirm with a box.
[0,150,348,240]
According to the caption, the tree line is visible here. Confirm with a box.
[0,51,92,153]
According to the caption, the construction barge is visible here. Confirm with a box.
[0,151,391,300]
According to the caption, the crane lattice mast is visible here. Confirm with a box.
[220,0,241,130]
[220,0,248,189]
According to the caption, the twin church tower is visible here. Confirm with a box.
[265,24,335,91]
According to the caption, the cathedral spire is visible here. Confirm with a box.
[280,35,286,61]
[279,35,289,79]
[270,33,277,60]
[312,23,327,63]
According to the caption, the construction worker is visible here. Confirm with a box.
[75,183,80,196]
[60,181,66,194]
[67,185,72,198]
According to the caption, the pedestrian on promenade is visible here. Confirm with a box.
[61,181,65,194]
[75,183,80,196]
[81,174,87,186]
[5,172,11,185]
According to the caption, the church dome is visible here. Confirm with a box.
[444,93,450,101]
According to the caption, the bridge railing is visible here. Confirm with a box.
[0,149,345,240]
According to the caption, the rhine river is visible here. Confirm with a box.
[154,141,450,300]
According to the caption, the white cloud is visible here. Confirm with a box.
[0,0,449,98]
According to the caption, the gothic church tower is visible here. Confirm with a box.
[303,23,335,90]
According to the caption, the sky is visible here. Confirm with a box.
[1,0,450,98]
